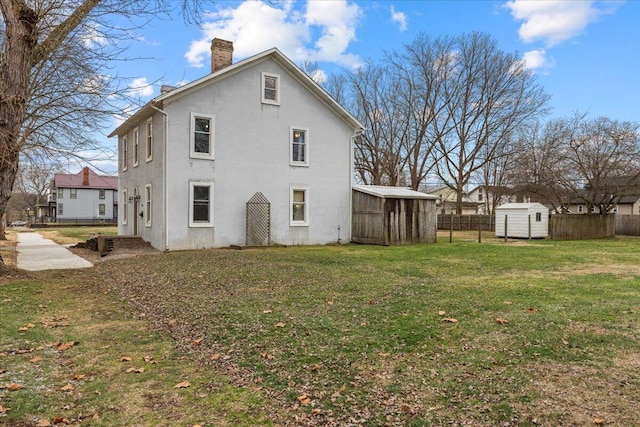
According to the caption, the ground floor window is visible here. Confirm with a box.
[122,190,128,225]
[290,186,309,226]
[58,203,63,215]
[145,184,152,227]
[98,204,106,216]
[189,182,214,227]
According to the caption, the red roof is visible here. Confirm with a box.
[54,167,117,190]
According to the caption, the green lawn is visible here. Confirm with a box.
[2,236,639,426]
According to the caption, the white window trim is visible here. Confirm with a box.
[290,126,309,167]
[261,72,280,105]
[189,181,214,228]
[133,127,140,167]
[145,183,152,227]
[58,202,63,216]
[122,189,128,225]
[190,112,215,160]
[122,135,128,171]
[146,119,153,162]
[98,203,106,216]
[290,186,309,227]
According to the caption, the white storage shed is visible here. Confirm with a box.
[495,203,549,238]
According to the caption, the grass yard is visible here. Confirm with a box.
[2,233,639,426]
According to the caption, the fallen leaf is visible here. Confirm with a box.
[210,353,221,361]
[7,383,23,391]
[126,367,145,373]
[593,417,606,425]
[442,318,458,323]
[57,342,75,351]
[174,381,190,389]
[193,424,203,427]
[73,374,86,380]
[263,309,272,314]
[495,318,508,325]
[562,339,569,345]
[18,327,28,331]
[327,300,334,305]
[0,404,8,413]
[312,408,322,415]
[368,299,374,305]
[378,352,390,357]
[143,356,155,363]
[438,310,446,316]
[275,322,285,328]
[61,384,74,392]
[120,356,132,362]
[35,419,51,427]
[30,356,43,363]
[297,393,311,405]
[527,307,535,312]
[503,301,513,305]
[26,323,36,328]
[53,417,69,424]
[193,338,203,345]
[339,384,346,393]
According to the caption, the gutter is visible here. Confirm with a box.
[150,103,169,251]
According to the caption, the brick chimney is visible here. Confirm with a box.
[211,38,233,73]
[82,167,90,186]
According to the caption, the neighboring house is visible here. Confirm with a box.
[109,39,363,250]
[566,195,640,215]
[424,185,480,215]
[49,167,118,222]
[467,185,522,215]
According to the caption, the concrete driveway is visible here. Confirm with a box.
[17,232,93,271]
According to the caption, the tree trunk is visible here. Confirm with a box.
[0,2,39,239]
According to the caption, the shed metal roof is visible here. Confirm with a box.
[353,185,438,200]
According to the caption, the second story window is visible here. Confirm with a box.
[146,119,153,162]
[190,112,215,159]
[58,188,64,199]
[122,135,128,171]
[290,127,309,166]
[133,127,139,167]
[70,188,77,199]
[262,72,280,105]
[99,189,105,199]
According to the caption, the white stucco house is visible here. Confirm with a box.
[50,167,118,223]
[109,39,363,250]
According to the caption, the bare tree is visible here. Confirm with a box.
[434,32,550,213]
[511,120,571,212]
[346,61,405,186]
[0,0,208,238]
[555,113,640,213]
[13,162,59,219]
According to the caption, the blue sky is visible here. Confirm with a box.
[89,0,640,173]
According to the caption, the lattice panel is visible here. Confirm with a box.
[246,192,271,246]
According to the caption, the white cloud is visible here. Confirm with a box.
[126,77,154,98]
[505,0,620,46]
[390,6,408,32]
[185,0,362,70]
[522,49,554,71]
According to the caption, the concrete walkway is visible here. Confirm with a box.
[17,232,93,271]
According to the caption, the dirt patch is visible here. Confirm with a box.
[514,354,640,425]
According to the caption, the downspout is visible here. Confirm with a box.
[151,104,169,251]
[349,129,364,243]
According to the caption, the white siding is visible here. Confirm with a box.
[495,203,548,238]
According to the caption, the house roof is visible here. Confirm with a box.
[54,167,117,190]
[353,185,438,200]
[109,48,363,138]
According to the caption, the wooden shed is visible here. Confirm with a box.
[352,185,438,245]
[495,202,549,238]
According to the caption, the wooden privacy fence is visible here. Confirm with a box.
[437,214,495,231]
[550,214,615,240]
[615,215,640,236]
